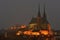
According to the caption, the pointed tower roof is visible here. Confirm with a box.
[29,4,41,24]
[43,4,47,19]
[42,4,49,24]
[37,4,41,17]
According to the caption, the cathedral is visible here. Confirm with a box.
[29,4,52,35]
[15,4,53,36]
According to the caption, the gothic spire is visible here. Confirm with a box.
[43,4,47,19]
[37,4,41,17]
[43,4,49,24]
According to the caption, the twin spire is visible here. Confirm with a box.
[38,4,41,17]
[29,4,47,24]
[37,4,46,19]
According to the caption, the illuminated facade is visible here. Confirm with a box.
[29,4,53,35]
[15,4,53,36]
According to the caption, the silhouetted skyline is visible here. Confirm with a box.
[0,0,60,30]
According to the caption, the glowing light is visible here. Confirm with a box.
[16,31,22,36]
[20,25,26,28]
[32,32,40,36]
[29,23,37,28]
[48,24,53,35]
[23,30,40,36]
[40,30,48,35]
[16,32,20,36]
[24,30,32,35]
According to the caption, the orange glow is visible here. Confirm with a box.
[48,24,51,30]
[16,31,22,36]
[20,25,26,28]
[16,32,20,36]
[32,32,40,36]
[40,30,48,35]
[24,30,32,35]
[24,31,40,36]
[48,24,53,35]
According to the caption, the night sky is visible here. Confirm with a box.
[0,0,60,30]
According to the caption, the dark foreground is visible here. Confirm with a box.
[0,35,60,40]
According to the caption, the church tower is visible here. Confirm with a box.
[36,4,42,30]
[29,4,53,34]
[41,4,53,35]
[37,4,41,17]
[41,4,49,30]
[29,4,42,30]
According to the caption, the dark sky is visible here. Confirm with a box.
[0,0,60,30]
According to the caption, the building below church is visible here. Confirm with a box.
[26,4,53,36]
